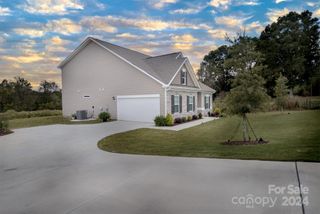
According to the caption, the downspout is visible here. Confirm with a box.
[164,86,168,115]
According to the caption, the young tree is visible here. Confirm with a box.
[225,71,269,141]
[275,74,289,111]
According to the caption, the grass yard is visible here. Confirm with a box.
[8,115,101,129]
[98,110,320,162]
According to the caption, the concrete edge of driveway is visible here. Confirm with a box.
[148,117,218,131]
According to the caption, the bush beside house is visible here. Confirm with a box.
[154,113,203,126]
[99,112,111,122]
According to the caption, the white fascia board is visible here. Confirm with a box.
[166,58,188,86]
[185,59,201,88]
[91,40,166,87]
[57,37,92,68]
[167,86,201,92]
[117,94,160,99]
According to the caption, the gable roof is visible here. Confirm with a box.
[198,81,215,92]
[58,37,214,92]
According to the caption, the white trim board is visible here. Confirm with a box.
[117,94,160,99]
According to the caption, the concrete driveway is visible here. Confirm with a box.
[0,121,319,214]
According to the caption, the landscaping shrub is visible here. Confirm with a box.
[211,107,221,117]
[165,113,174,126]
[0,117,10,135]
[99,112,111,122]
[192,115,198,120]
[0,109,62,120]
[181,117,187,123]
[154,115,166,126]
[174,117,182,124]
[198,112,203,119]
[187,115,192,121]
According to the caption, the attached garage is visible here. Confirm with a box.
[117,94,160,122]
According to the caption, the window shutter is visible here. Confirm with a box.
[186,72,188,85]
[209,96,211,109]
[180,71,183,84]
[187,96,189,112]
[205,96,208,109]
[171,95,174,113]
[193,96,195,111]
[179,95,182,113]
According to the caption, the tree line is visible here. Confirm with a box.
[198,10,320,97]
[0,77,61,112]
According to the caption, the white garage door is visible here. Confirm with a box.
[117,94,160,122]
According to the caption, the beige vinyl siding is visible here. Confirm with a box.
[171,65,196,87]
[61,41,164,119]
[167,90,198,117]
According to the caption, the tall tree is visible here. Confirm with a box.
[224,34,265,76]
[12,77,34,111]
[197,45,234,94]
[39,80,59,93]
[257,10,320,95]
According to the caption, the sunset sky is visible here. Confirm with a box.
[0,0,319,88]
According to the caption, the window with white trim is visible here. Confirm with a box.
[181,68,187,85]
[187,96,194,112]
[204,95,211,109]
[173,95,180,113]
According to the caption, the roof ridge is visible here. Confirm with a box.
[146,52,182,59]
[91,37,150,58]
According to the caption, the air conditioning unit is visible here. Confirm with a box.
[76,110,88,120]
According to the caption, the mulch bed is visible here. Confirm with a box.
[222,139,268,145]
[0,130,13,136]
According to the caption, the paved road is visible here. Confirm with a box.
[0,121,318,214]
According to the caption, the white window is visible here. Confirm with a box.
[205,95,211,109]
[181,68,187,85]
[187,96,194,112]
[173,95,180,113]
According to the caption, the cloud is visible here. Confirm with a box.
[22,0,83,15]
[306,2,316,7]
[207,29,229,39]
[169,5,206,14]
[44,36,70,52]
[14,28,45,38]
[237,0,261,6]
[151,0,178,9]
[209,0,231,10]
[275,0,288,3]
[99,15,208,31]
[116,33,139,39]
[243,21,264,33]
[171,34,198,50]
[314,9,320,17]
[80,16,117,33]
[215,15,249,28]
[0,6,11,16]
[46,18,82,35]
[266,8,290,22]
[1,51,45,63]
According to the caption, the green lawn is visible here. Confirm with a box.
[98,110,320,162]
[8,115,101,129]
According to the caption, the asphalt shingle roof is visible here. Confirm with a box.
[91,38,214,93]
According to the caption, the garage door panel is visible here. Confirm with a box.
[117,95,160,122]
